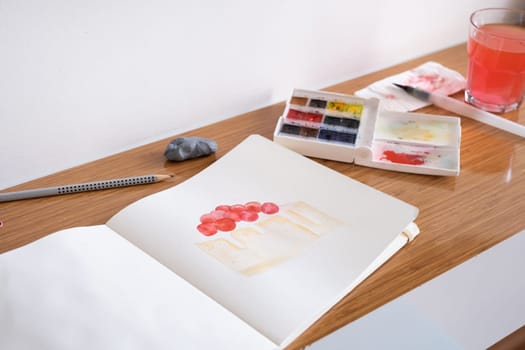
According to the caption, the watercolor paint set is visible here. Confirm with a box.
[273,89,461,176]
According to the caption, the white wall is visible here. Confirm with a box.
[0,0,508,189]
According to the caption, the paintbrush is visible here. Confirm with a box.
[393,83,525,138]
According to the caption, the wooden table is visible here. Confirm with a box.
[1,44,524,349]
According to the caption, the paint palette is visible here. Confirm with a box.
[273,89,461,176]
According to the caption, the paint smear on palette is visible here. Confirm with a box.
[377,120,436,143]
[396,125,434,142]
[381,150,428,165]
[0,220,3,228]
[372,141,459,171]
[374,114,460,146]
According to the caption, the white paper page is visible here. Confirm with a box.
[107,135,418,347]
[0,226,277,350]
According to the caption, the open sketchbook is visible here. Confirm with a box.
[0,135,419,350]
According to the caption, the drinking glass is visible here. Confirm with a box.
[465,8,525,113]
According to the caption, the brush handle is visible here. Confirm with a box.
[430,94,525,138]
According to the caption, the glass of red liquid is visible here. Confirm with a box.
[465,8,525,113]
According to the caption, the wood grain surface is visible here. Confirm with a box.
[1,44,524,349]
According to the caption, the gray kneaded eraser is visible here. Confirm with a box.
[164,137,218,161]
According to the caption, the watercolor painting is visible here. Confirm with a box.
[195,200,347,276]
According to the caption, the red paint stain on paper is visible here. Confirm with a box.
[381,150,426,165]
[405,73,446,92]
